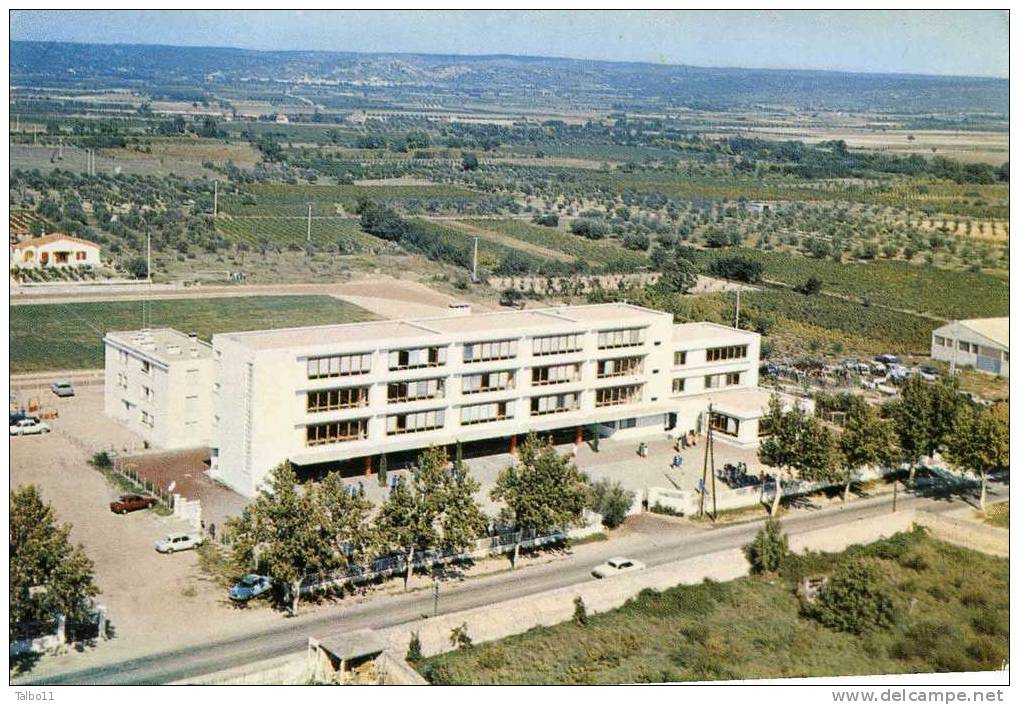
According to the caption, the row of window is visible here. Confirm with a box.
[307,387,369,412]
[672,371,744,394]
[595,384,643,407]
[934,336,1009,362]
[533,333,583,356]
[463,339,517,363]
[386,409,446,435]
[307,353,373,379]
[706,345,749,362]
[532,363,581,386]
[597,356,643,378]
[462,370,514,394]
[388,378,445,403]
[461,400,514,425]
[388,346,446,371]
[306,419,369,446]
[597,327,646,350]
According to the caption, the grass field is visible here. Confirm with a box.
[418,530,1008,684]
[10,296,376,372]
[981,502,1009,529]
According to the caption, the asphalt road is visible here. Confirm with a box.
[21,489,985,685]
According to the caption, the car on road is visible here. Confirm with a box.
[50,382,75,397]
[916,366,939,382]
[110,494,158,514]
[9,410,38,425]
[9,418,51,436]
[591,556,646,579]
[154,532,204,554]
[229,574,273,602]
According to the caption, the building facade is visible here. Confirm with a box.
[10,234,101,269]
[103,329,215,449]
[931,318,1009,378]
[206,303,768,497]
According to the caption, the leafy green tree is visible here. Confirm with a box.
[313,472,379,571]
[124,256,148,279]
[226,462,333,615]
[406,631,423,662]
[655,254,698,294]
[758,395,807,515]
[883,377,960,484]
[794,416,844,486]
[573,596,588,626]
[798,276,823,295]
[943,402,1008,511]
[461,153,479,171]
[839,403,900,502]
[379,447,486,589]
[587,479,634,529]
[490,434,589,566]
[809,559,895,634]
[743,517,789,573]
[10,486,99,640]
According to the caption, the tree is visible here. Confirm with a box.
[798,276,823,296]
[490,434,589,566]
[809,559,894,634]
[883,378,959,484]
[461,153,479,171]
[839,403,900,502]
[11,486,99,639]
[570,218,610,240]
[587,479,634,529]
[758,395,807,515]
[406,631,423,662]
[743,517,789,573]
[124,256,148,279]
[313,472,379,572]
[378,447,486,589]
[943,402,1008,511]
[573,596,588,626]
[707,255,764,283]
[794,416,844,487]
[226,462,333,615]
[655,254,698,294]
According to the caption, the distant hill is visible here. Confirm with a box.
[9,41,1009,116]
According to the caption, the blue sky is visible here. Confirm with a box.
[9,10,1009,78]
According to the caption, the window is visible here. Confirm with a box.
[386,409,445,435]
[532,333,583,356]
[388,346,447,371]
[140,360,151,375]
[704,371,742,389]
[306,419,369,446]
[595,384,643,407]
[307,386,369,412]
[75,251,87,261]
[674,351,687,366]
[463,339,517,363]
[706,345,748,362]
[387,378,445,403]
[934,336,946,346]
[530,392,581,416]
[460,401,514,425]
[140,411,154,428]
[531,363,581,386]
[1004,352,1010,363]
[959,341,971,353]
[186,369,199,387]
[116,372,128,390]
[671,378,686,394]
[597,327,646,350]
[710,413,740,437]
[307,352,372,379]
[597,356,644,378]
[141,385,154,402]
[462,370,514,394]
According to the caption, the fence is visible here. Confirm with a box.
[298,524,587,596]
[111,455,177,509]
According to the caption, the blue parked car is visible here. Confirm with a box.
[229,574,272,602]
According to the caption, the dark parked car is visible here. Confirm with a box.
[9,411,38,425]
[110,494,158,514]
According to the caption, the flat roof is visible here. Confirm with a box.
[701,387,803,420]
[936,317,1009,350]
[311,629,385,661]
[105,328,214,364]
[673,322,758,347]
[217,302,667,351]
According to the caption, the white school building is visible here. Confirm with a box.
[103,303,796,498]
[930,318,1009,378]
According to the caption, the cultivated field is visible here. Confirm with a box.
[10,295,376,372]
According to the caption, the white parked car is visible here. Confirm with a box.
[155,532,204,554]
[9,418,51,436]
[592,556,646,579]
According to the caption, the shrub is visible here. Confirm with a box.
[406,631,422,662]
[573,596,588,626]
[708,255,764,283]
[476,646,506,670]
[588,479,635,529]
[570,218,610,240]
[971,609,1007,637]
[89,451,113,469]
[449,622,473,650]
[743,518,789,574]
[809,559,895,634]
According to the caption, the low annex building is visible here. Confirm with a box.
[103,303,795,498]
[10,233,101,269]
[930,318,1009,378]
[103,328,215,449]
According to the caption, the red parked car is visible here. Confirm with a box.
[110,494,158,514]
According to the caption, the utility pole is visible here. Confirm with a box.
[307,203,312,244]
[213,181,218,219]
[734,289,741,329]
[950,320,960,376]
[432,579,439,617]
[146,231,152,286]
[58,138,63,159]
[471,235,479,282]
[708,405,717,521]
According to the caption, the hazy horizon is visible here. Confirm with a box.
[9,10,1010,79]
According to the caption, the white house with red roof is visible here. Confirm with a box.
[10,233,101,269]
